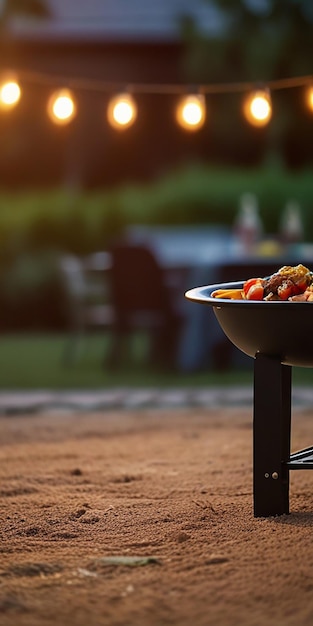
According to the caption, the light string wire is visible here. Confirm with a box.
[5,69,313,95]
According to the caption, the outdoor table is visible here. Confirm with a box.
[185,281,313,517]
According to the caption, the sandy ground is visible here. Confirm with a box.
[1,406,313,626]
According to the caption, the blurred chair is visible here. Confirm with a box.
[59,254,113,364]
[106,242,182,369]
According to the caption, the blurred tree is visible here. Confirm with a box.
[181,0,313,168]
[181,0,313,83]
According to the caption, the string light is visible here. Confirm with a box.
[0,68,312,129]
[0,77,21,109]
[243,88,272,127]
[176,94,206,131]
[107,93,137,129]
[47,88,77,125]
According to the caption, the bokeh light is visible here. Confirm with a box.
[47,89,77,125]
[0,79,21,109]
[176,94,206,131]
[243,89,272,127]
[305,86,313,112]
[107,93,137,129]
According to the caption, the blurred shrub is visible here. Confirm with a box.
[0,163,313,330]
[0,164,313,265]
[0,251,69,331]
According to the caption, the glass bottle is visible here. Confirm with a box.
[279,200,304,245]
[233,193,263,253]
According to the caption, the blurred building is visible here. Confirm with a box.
[0,0,225,189]
[0,1,311,189]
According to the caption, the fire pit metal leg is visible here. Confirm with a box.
[253,353,291,517]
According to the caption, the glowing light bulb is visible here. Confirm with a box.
[113,101,133,125]
[243,89,272,127]
[176,94,206,131]
[107,93,137,129]
[250,96,270,120]
[0,79,21,108]
[305,86,313,112]
[47,89,76,125]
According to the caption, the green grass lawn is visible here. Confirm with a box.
[0,332,312,390]
[0,332,249,389]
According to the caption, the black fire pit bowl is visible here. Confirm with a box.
[185,280,313,368]
[186,280,313,517]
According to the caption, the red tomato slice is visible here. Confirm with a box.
[246,283,264,300]
[243,277,262,296]
[294,278,310,295]
[277,282,294,300]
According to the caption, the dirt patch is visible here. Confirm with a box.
[1,407,313,626]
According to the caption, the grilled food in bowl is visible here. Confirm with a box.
[185,280,313,367]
